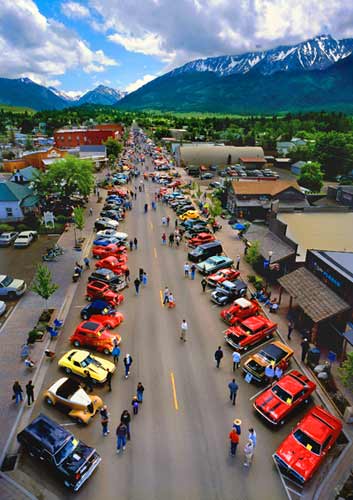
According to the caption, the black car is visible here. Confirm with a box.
[211,279,247,305]
[17,414,101,491]
[88,268,127,291]
[81,299,116,320]
[176,204,194,215]
[180,219,207,229]
[184,225,212,238]
[100,209,122,221]
[200,172,214,180]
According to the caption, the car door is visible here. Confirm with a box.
[73,360,82,375]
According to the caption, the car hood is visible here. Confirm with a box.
[277,435,319,480]
[61,441,95,474]
[70,388,92,406]
[9,278,25,289]
[256,391,288,420]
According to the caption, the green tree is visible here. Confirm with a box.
[298,161,324,192]
[245,240,261,266]
[338,352,353,390]
[30,264,59,310]
[25,136,33,150]
[104,137,122,158]
[314,132,353,179]
[73,207,85,246]
[2,150,15,160]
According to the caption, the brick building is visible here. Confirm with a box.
[54,124,123,148]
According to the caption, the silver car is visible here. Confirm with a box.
[0,275,27,299]
[0,232,19,246]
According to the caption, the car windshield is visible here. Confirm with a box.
[54,437,78,465]
[272,385,292,403]
[81,355,101,368]
[293,429,321,455]
[239,324,255,335]
[1,276,13,287]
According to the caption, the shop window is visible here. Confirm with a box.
[6,207,13,217]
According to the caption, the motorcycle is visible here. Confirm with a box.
[42,253,58,262]
[72,267,82,282]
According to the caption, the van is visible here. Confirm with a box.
[188,241,223,263]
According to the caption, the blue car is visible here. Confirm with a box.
[80,300,115,320]
[106,196,122,204]
[93,237,121,247]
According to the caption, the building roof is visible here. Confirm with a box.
[245,224,296,263]
[10,166,38,182]
[231,180,301,196]
[310,250,353,283]
[278,267,350,323]
[0,181,38,206]
[339,186,353,194]
[180,145,264,166]
[80,145,106,153]
[239,157,267,163]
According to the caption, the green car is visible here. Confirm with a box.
[196,256,234,275]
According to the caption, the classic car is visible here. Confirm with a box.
[224,314,276,351]
[179,210,200,221]
[243,341,294,383]
[99,209,124,221]
[207,268,240,287]
[88,269,127,291]
[211,279,247,305]
[80,300,124,327]
[0,231,19,246]
[0,274,27,299]
[95,256,128,275]
[188,233,216,248]
[14,231,38,248]
[58,349,115,383]
[86,280,124,306]
[44,377,103,424]
[220,298,259,325]
[254,370,316,425]
[184,226,212,239]
[96,229,123,239]
[0,300,6,315]
[180,219,208,230]
[93,237,121,247]
[176,204,194,215]
[17,414,101,491]
[196,256,234,275]
[94,218,119,231]
[274,406,342,484]
[70,320,121,354]
[92,244,127,260]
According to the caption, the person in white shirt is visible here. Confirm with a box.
[232,351,241,371]
[184,263,190,277]
[180,319,188,341]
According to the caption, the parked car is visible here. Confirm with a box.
[180,219,208,230]
[209,181,222,188]
[254,370,316,425]
[86,281,124,306]
[92,244,127,260]
[94,218,119,231]
[225,315,277,351]
[188,233,216,248]
[95,256,128,275]
[0,274,26,299]
[44,377,103,424]
[220,297,259,325]
[188,241,223,263]
[58,349,115,383]
[196,255,233,274]
[243,341,294,383]
[88,269,127,291]
[207,268,240,287]
[100,209,123,221]
[17,414,101,491]
[211,279,247,305]
[176,204,194,215]
[274,406,342,484]
[70,320,121,354]
[184,225,212,238]
[0,231,19,246]
[96,229,122,239]
[13,231,38,248]
[179,210,200,221]
[80,300,124,327]
[200,172,214,180]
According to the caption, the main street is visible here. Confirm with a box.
[16,155,311,500]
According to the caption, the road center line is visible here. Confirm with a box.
[159,289,163,306]
[170,371,179,411]
[154,247,158,259]
[150,222,154,230]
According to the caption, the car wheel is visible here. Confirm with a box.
[64,481,71,488]
[64,367,72,374]
[86,296,92,301]
[103,348,111,355]
[73,341,81,347]
[279,419,285,426]
[45,396,54,406]
[8,292,16,300]
[76,417,84,425]
[304,399,309,404]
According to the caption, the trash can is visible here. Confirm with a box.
[307,347,320,368]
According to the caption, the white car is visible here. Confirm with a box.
[94,218,119,231]
[97,229,123,239]
[0,275,27,299]
[0,232,19,247]
[0,301,6,316]
[14,231,38,248]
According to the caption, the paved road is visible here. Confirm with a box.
[16,166,312,500]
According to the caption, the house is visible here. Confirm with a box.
[54,124,123,148]
[291,160,307,176]
[177,145,264,167]
[239,157,267,170]
[274,158,292,169]
[0,181,39,222]
[2,147,67,172]
[227,179,308,220]
[10,166,39,184]
[79,145,108,170]
[276,138,307,156]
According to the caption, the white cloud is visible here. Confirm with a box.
[0,0,118,86]
[108,32,174,62]
[61,2,90,19]
[125,74,157,93]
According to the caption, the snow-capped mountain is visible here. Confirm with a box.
[78,85,127,105]
[49,87,77,101]
[170,34,353,77]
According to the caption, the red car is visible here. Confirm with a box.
[254,370,316,425]
[107,188,127,197]
[95,256,128,275]
[224,314,277,351]
[274,406,342,484]
[86,281,124,306]
[207,268,240,287]
[188,233,216,248]
[70,321,121,355]
[92,244,128,260]
[220,298,260,325]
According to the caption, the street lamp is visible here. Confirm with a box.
[268,250,273,265]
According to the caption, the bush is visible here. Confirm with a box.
[0,223,15,233]
[245,240,261,266]
[17,223,30,232]
[247,274,264,290]
[38,223,65,234]
[55,215,68,224]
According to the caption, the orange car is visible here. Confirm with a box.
[70,320,121,354]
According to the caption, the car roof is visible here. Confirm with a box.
[21,413,71,454]
[81,321,101,331]
[90,299,110,309]
[300,410,336,443]
[278,372,308,396]
[235,298,252,308]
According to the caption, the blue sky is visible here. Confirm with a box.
[1,1,353,97]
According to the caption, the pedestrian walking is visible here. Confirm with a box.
[264,362,275,384]
[134,237,138,250]
[120,410,131,440]
[100,405,110,436]
[236,255,241,270]
[162,216,167,225]
[112,339,120,365]
[132,396,139,415]
[134,278,141,295]
[84,256,90,269]
[124,354,133,378]
[190,264,196,280]
[214,346,224,368]
[243,440,254,467]
[25,380,34,406]
[301,338,310,363]
[169,233,174,247]
[84,371,94,393]
[125,268,130,283]
[274,365,283,380]
[89,207,93,216]
[139,268,144,281]
[176,234,181,247]
[142,272,148,286]
[184,262,190,277]
[232,351,241,371]
[116,422,128,453]
[175,219,178,228]
[248,428,257,448]
[163,286,169,305]
[161,233,167,245]
[129,239,134,251]
[137,382,145,403]
[229,427,240,456]
[106,369,113,391]
[228,378,238,405]
[287,319,294,340]
[167,292,175,308]
[180,319,188,341]
[166,216,170,226]
[201,278,207,292]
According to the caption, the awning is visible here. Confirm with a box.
[278,267,350,323]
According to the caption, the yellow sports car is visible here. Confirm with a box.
[179,210,200,221]
[58,349,115,383]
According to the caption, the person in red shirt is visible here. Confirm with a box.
[229,428,240,456]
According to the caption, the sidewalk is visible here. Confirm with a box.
[0,191,104,498]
